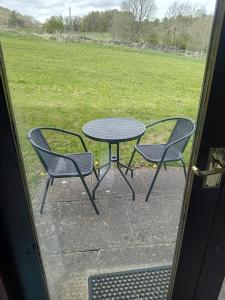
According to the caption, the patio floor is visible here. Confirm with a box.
[32,167,185,300]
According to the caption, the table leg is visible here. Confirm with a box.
[97,161,110,177]
[116,143,135,201]
[93,143,112,200]
[118,161,133,178]
[93,166,99,181]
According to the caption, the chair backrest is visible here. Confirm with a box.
[167,118,195,153]
[28,128,54,172]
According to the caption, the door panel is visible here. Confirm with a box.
[0,2,223,299]
[170,0,225,299]
[0,45,49,299]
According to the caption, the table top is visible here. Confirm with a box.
[83,117,145,143]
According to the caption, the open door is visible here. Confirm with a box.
[170,0,225,298]
[0,46,49,299]
[1,1,225,299]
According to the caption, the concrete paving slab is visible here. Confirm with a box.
[42,251,98,300]
[59,198,134,252]
[124,194,182,245]
[96,243,174,270]
[142,167,185,196]
[94,168,149,199]
[32,202,61,254]
[32,176,94,204]
[30,178,47,204]
[31,167,186,299]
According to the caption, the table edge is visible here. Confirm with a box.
[83,130,145,143]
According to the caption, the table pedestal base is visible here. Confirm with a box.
[93,143,135,200]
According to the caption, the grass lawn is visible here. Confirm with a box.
[0,32,205,190]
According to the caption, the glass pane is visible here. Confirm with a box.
[1,1,216,298]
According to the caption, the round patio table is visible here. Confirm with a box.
[83,117,145,200]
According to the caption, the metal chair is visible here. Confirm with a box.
[126,117,195,202]
[28,127,99,214]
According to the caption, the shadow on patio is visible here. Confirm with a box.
[32,167,185,300]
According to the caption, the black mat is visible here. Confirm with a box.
[88,265,171,300]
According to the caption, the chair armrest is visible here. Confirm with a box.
[40,127,88,151]
[137,117,182,144]
[145,117,181,129]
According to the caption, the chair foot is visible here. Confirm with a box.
[80,176,100,215]
[86,191,99,215]
[181,159,187,178]
[90,199,99,215]
[145,163,162,202]
[125,149,136,175]
[93,167,99,181]
[117,162,135,201]
[40,177,51,214]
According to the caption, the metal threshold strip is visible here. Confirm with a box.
[88,265,171,300]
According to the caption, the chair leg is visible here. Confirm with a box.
[181,159,187,178]
[125,149,136,175]
[93,166,99,181]
[164,162,167,170]
[145,163,162,202]
[40,176,51,214]
[80,176,99,215]
[51,177,54,186]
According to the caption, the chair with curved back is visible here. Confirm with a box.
[28,127,99,214]
[126,117,195,202]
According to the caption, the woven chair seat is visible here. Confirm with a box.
[49,152,93,177]
[136,144,181,163]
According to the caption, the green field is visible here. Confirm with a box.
[0,32,204,189]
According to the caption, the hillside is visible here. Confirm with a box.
[0,6,38,27]
[0,6,12,26]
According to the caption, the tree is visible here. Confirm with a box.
[8,10,18,27]
[72,16,82,31]
[98,10,116,32]
[187,14,213,54]
[122,0,157,41]
[81,11,102,32]
[81,10,119,33]
[166,1,195,19]
[140,19,161,44]
[165,1,196,48]
[111,11,133,40]
[8,10,23,27]
[63,16,71,31]
[43,16,64,34]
